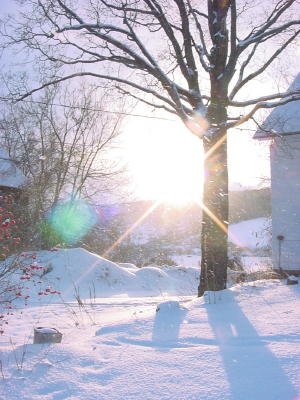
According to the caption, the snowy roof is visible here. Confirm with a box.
[254,73,300,140]
[0,149,26,188]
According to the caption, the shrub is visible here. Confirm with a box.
[0,195,59,334]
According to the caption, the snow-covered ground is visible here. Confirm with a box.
[0,248,299,400]
[229,217,271,251]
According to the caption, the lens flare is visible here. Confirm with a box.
[65,200,161,295]
[185,114,209,138]
[48,199,98,244]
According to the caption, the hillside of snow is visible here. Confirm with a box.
[229,217,271,251]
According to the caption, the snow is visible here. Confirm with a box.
[229,217,271,251]
[34,327,59,334]
[214,31,226,38]
[1,247,300,399]
[1,265,299,400]
[7,248,199,302]
[241,255,272,271]
[172,253,200,267]
[288,275,298,282]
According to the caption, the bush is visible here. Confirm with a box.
[0,195,60,334]
[38,220,65,250]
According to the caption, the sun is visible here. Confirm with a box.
[121,118,204,205]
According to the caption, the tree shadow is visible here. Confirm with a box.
[115,301,188,352]
[206,292,298,400]
[151,301,188,352]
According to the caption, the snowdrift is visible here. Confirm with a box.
[11,248,199,302]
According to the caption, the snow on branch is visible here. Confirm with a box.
[238,19,300,48]
[229,90,300,107]
[99,0,156,15]
[230,29,300,100]
[228,93,300,129]
[57,23,131,36]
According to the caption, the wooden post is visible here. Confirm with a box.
[277,235,285,271]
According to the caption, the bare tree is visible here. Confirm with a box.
[0,83,125,246]
[1,0,300,295]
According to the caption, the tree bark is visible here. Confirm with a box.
[198,100,229,296]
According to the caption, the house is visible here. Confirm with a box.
[254,73,300,275]
[0,149,26,196]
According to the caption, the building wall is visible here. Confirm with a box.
[271,135,300,272]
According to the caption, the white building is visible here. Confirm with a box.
[254,73,300,275]
[0,149,26,191]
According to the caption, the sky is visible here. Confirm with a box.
[120,110,271,203]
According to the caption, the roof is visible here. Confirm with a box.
[254,73,300,140]
[0,149,26,188]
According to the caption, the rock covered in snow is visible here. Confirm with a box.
[33,327,62,344]
[287,275,298,285]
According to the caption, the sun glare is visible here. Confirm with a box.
[122,119,204,205]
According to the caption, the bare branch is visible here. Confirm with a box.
[13,72,179,114]
[238,19,300,49]
[99,0,155,15]
[228,93,300,128]
[142,0,190,82]
[230,29,300,99]
[229,89,300,107]
[224,0,237,80]
[115,85,178,115]
[243,0,298,43]
[173,0,199,93]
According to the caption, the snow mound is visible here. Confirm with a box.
[20,248,136,302]
[135,266,168,280]
[117,263,138,270]
[12,248,198,302]
[155,300,182,312]
[153,300,187,343]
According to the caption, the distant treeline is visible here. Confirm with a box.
[229,187,271,223]
[85,187,271,263]
[95,187,271,233]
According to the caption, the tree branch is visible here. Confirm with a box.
[230,29,300,99]
[229,89,300,107]
[228,93,300,128]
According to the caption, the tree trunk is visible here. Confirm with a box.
[198,102,229,297]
